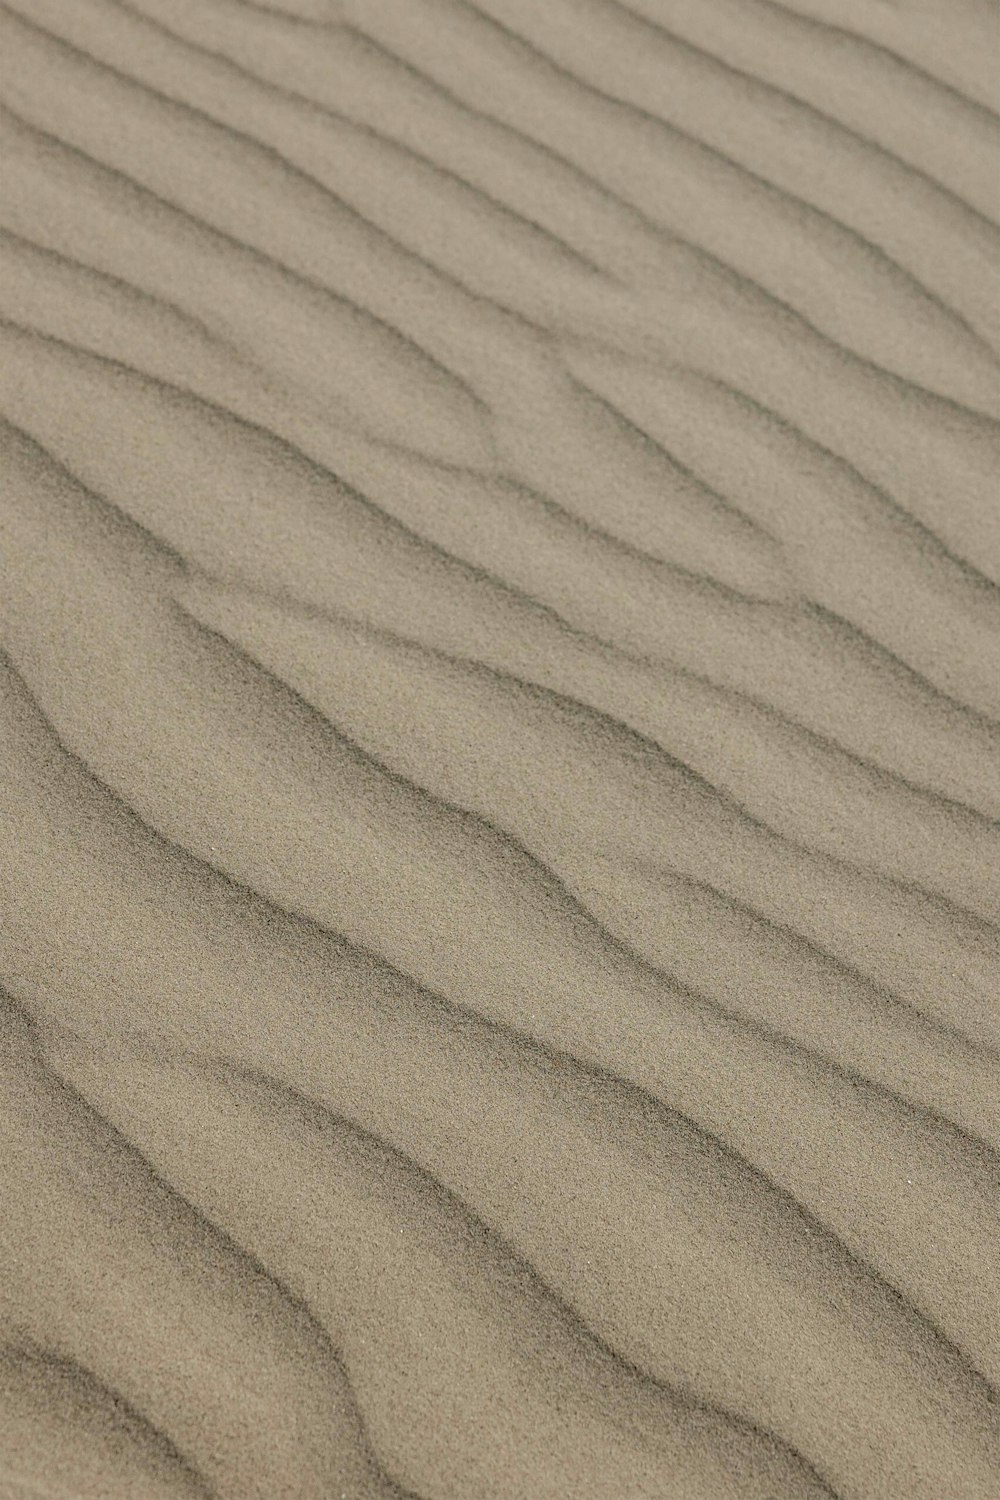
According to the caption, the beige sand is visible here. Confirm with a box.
[0,1,998,1495]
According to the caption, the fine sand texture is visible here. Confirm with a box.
[1,2,999,1496]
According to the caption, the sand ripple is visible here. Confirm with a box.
[1,1,998,1495]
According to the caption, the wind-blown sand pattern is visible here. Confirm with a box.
[1,0,998,1495]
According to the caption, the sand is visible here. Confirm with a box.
[0,1,998,1496]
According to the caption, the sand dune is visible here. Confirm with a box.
[1,1,998,1496]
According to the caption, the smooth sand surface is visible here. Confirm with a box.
[1,2,999,1496]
